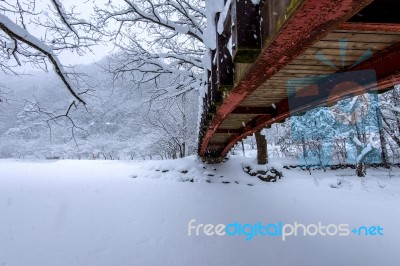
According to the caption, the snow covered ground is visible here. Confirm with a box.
[1,156,400,265]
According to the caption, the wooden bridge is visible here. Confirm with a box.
[198,0,400,162]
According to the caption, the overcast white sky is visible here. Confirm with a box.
[3,0,117,71]
[58,40,114,66]
[56,0,114,65]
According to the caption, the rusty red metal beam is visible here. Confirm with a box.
[338,22,400,32]
[200,0,373,158]
[222,116,275,155]
[350,43,400,81]
[219,43,400,156]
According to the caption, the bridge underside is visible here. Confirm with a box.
[199,0,400,162]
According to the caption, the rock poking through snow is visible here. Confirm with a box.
[242,164,283,182]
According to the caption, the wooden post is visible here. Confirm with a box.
[211,49,222,106]
[231,0,261,63]
[255,131,268,164]
[216,28,234,94]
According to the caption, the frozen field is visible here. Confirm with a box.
[1,156,400,266]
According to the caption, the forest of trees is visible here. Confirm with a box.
[0,64,198,160]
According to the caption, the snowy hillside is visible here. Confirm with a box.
[1,156,400,265]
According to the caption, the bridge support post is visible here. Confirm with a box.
[255,131,268,165]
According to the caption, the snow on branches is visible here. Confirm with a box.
[97,0,207,100]
[0,0,100,103]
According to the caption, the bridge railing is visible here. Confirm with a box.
[198,0,304,155]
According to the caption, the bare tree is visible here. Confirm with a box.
[0,0,100,104]
[0,0,104,144]
[92,0,207,158]
[96,0,206,99]
[143,91,197,158]
[0,83,11,104]
[380,87,400,151]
